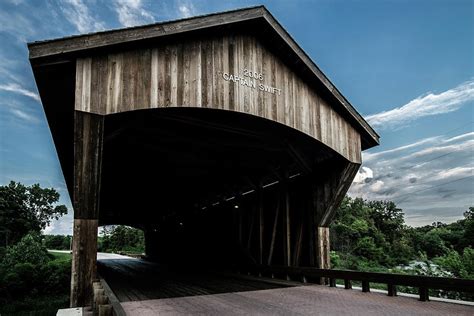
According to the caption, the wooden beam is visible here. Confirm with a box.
[267,190,281,265]
[71,111,104,307]
[282,177,291,267]
[28,7,266,60]
[307,182,316,267]
[292,218,304,267]
[316,227,330,269]
[258,185,264,265]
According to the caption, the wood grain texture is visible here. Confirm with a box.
[316,227,330,269]
[312,161,361,227]
[74,111,104,219]
[75,34,362,163]
[71,218,99,307]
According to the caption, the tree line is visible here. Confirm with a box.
[330,197,473,279]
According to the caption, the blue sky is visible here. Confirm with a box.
[0,0,472,234]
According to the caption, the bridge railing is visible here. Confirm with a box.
[239,265,474,301]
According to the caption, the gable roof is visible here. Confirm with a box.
[28,5,379,149]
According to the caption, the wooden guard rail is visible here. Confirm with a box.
[240,265,474,302]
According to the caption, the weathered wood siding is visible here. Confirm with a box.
[75,34,361,163]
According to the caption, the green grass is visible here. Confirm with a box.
[48,250,72,261]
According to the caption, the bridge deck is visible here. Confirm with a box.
[97,256,473,315]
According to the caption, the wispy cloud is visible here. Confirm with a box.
[60,0,105,33]
[0,8,36,40]
[366,80,474,130]
[351,131,474,226]
[177,0,196,18]
[0,83,40,101]
[114,0,154,27]
[0,98,41,124]
[9,108,39,123]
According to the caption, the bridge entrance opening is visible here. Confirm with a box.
[100,107,342,268]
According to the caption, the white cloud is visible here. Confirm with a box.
[177,0,195,18]
[350,131,474,226]
[366,80,474,130]
[353,166,373,183]
[432,166,473,181]
[61,0,106,33]
[363,135,441,162]
[114,0,154,27]
[0,83,40,101]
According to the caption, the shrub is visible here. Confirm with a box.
[2,233,50,268]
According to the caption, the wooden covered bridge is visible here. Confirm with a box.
[28,6,387,311]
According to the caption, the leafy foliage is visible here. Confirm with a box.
[98,225,145,253]
[0,181,67,247]
[331,197,473,281]
[43,234,72,250]
[0,234,71,314]
[2,233,50,267]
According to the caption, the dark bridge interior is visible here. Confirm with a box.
[98,108,345,268]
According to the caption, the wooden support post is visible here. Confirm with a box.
[292,205,304,267]
[308,193,316,267]
[316,226,330,269]
[258,186,264,265]
[282,178,291,268]
[419,287,429,301]
[71,111,104,308]
[362,281,370,293]
[344,279,352,289]
[387,284,397,297]
[329,278,337,287]
[267,192,280,265]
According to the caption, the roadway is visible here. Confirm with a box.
[97,254,473,315]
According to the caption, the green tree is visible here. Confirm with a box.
[0,181,67,247]
[100,225,145,253]
[43,235,71,250]
[2,233,50,268]
[420,229,449,258]
[367,200,405,244]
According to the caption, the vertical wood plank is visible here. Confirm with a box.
[157,46,166,107]
[228,35,235,111]
[170,45,178,106]
[150,48,159,108]
[164,45,171,107]
[222,37,229,110]
[177,43,185,106]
